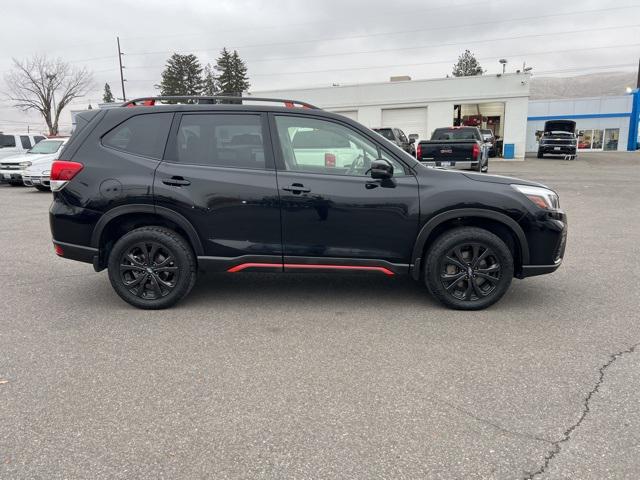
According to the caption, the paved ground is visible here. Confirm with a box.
[1,152,639,479]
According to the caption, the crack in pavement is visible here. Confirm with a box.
[524,342,640,480]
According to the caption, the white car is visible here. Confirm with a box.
[1,138,68,189]
[0,133,46,161]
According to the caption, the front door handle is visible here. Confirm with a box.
[162,176,191,187]
[282,183,310,194]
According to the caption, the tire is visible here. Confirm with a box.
[35,185,49,192]
[9,181,23,187]
[537,151,543,159]
[107,226,197,309]
[424,227,514,310]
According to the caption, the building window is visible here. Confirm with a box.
[603,129,619,151]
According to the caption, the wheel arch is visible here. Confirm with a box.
[91,204,204,270]
[411,209,529,280]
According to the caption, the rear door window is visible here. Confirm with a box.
[102,113,173,159]
[20,136,32,149]
[0,135,16,148]
[174,114,266,170]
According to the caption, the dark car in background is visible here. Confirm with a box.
[49,96,566,311]
[537,120,577,159]
[416,126,490,172]
[372,127,417,156]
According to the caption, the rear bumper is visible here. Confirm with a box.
[420,161,477,170]
[52,240,98,265]
[23,174,50,187]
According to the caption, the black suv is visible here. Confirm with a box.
[49,96,567,310]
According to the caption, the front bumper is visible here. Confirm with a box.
[0,169,24,183]
[517,213,568,278]
[23,174,50,188]
[539,145,576,155]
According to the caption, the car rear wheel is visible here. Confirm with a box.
[108,226,197,309]
[35,185,49,192]
[424,227,514,310]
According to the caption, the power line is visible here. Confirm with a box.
[119,23,640,70]
[123,4,640,58]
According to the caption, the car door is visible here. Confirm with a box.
[270,113,420,268]
[155,111,282,264]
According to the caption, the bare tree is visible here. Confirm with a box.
[4,55,93,135]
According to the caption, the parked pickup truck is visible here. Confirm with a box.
[372,127,417,156]
[416,126,489,172]
[537,120,577,159]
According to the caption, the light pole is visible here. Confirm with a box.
[499,59,508,74]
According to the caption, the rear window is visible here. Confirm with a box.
[432,129,477,140]
[102,113,173,159]
[0,135,16,148]
[20,136,32,149]
[374,128,394,141]
[175,113,266,169]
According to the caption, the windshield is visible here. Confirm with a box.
[0,134,16,148]
[374,128,395,141]
[28,140,64,154]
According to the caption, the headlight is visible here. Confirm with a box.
[19,161,32,168]
[511,184,560,211]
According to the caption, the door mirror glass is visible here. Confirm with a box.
[370,158,394,179]
[408,134,418,143]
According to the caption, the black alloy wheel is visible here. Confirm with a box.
[120,242,179,300]
[108,227,196,309]
[440,243,501,301]
[425,227,514,310]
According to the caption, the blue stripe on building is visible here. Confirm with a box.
[527,113,631,121]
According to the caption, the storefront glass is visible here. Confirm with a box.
[603,129,620,151]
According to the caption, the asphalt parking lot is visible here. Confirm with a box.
[1,152,639,479]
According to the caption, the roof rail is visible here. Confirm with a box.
[121,96,320,110]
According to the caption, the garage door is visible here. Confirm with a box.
[382,107,428,142]
[331,110,358,122]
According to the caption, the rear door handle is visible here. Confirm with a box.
[282,183,310,194]
[162,176,191,187]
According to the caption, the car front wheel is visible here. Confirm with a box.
[424,227,514,310]
[108,226,197,309]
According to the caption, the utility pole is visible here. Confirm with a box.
[637,57,639,89]
[117,36,126,101]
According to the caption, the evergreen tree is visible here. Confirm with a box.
[202,63,218,96]
[102,82,115,103]
[452,50,484,77]
[157,53,204,99]
[215,48,250,102]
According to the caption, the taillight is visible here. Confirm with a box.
[472,143,480,160]
[50,160,83,192]
[54,244,64,256]
[416,144,422,159]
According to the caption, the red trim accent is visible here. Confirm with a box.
[226,263,282,273]
[226,262,394,276]
[284,101,294,109]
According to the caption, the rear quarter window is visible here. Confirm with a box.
[102,113,173,159]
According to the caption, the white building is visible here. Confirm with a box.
[253,73,531,159]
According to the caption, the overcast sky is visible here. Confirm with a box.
[1,0,639,132]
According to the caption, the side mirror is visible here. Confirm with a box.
[408,134,418,143]
[370,158,394,179]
